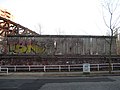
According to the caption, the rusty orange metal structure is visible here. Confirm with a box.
[0,16,39,37]
[0,8,13,20]
[0,8,38,37]
[0,8,39,54]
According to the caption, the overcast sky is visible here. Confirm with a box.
[0,0,111,35]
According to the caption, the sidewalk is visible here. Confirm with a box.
[1,71,120,78]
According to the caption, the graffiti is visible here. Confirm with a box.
[9,39,46,54]
[9,44,45,54]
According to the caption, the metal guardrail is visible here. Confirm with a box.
[0,67,8,75]
[0,63,120,72]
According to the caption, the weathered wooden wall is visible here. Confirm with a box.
[3,35,117,55]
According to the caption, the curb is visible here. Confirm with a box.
[7,71,120,77]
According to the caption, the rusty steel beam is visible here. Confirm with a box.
[0,16,39,37]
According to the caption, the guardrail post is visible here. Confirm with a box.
[0,66,1,72]
[28,65,31,71]
[68,65,70,72]
[111,64,113,71]
[44,66,46,72]
[14,66,16,72]
[59,65,61,72]
[97,64,99,71]
[6,68,8,75]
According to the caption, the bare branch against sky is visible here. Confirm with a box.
[101,0,120,33]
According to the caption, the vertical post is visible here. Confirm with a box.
[97,64,99,71]
[14,66,16,72]
[59,65,61,72]
[6,68,8,75]
[0,66,1,72]
[44,65,46,72]
[68,65,70,72]
[111,64,113,71]
[28,65,31,71]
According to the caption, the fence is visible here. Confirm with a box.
[0,63,120,72]
[0,67,8,75]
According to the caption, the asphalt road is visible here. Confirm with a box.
[0,75,120,90]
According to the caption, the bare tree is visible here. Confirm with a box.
[102,0,120,73]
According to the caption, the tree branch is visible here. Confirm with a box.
[102,7,109,28]
[112,14,120,28]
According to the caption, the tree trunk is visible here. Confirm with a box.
[108,38,112,74]
[108,29,113,74]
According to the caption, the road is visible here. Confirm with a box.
[0,75,120,90]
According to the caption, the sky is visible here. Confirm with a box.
[0,0,113,35]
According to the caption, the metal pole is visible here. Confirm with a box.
[44,65,46,72]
